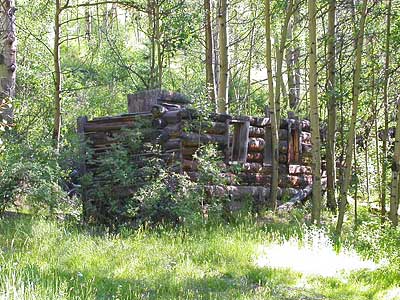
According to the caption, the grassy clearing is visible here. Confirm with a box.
[0,214,399,300]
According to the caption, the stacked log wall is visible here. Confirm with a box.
[79,96,319,216]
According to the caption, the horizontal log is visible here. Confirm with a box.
[158,102,181,111]
[182,146,198,157]
[210,113,232,123]
[250,117,270,127]
[301,132,311,143]
[280,175,313,188]
[161,110,182,124]
[185,121,228,135]
[232,174,312,188]
[242,163,288,175]
[162,124,182,138]
[85,132,117,145]
[301,142,312,153]
[278,185,312,211]
[163,138,181,151]
[280,188,301,199]
[185,171,235,183]
[288,164,312,175]
[181,133,227,147]
[205,185,272,201]
[249,126,265,138]
[84,121,135,132]
[247,152,263,163]
[89,113,151,124]
[248,138,265,152]
[240,174,271,185]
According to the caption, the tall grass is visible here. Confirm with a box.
[0,214,398,300]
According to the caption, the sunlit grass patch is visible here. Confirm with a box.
[0,214,399,299]
[254,226,378,278]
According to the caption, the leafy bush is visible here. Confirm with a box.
[128,170,202,226]
[82,123,230,227]
[0,141,77,215]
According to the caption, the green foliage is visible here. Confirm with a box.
[0,215,399,300]
[128,170,202,226]
[0,141,78,216]
[0,97,12,152]
[194,144,230,186]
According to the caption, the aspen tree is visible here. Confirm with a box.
[308,0,322,224]
[217,0,228,113]
[336,0,368,236]
[0,0,16,124]
[326,0,337,213]
[380,0,392,223]
[265,0,279,210]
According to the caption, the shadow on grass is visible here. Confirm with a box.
[1,213,398,300]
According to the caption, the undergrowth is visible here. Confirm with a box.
[0,213,399,300]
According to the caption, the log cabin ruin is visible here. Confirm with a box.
[78,89,321,220]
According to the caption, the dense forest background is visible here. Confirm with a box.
[1,0,400,231]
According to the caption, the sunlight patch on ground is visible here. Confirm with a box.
[254,229,378,277]
[378,287,400,300]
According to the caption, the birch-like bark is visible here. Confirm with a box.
[217,0,228,113]
[336,0,368,236]
[380,0,392,224]
[326,0,337,213]
[308,0,322,224]
[390,96,400,226]
[205,0,216,104]
[274,0,293,124]
[265,0,278,210]
[0,0,16,124]
[53,0,62,151]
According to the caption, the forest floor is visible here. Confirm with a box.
[0,213,399,300]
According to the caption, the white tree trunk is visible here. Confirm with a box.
[217,0,229,113]
[0,0,16,123]
[308,0,322,224]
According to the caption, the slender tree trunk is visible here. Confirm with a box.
[265,0,278,210]
[308,0,322,225]
[148,0,156,88]
[274,0,293,124]
[354,136,358,227]
[217,0,229,113]
[286,13,296,110]
[205,0,216,104]
[155,1,162,88]
[0,0,16,124]
[336,0,368,236]
[365,132,370,206]
[246,20,255,115]
[390,96,400,226]
[53,0,62,151]
[213,0,219,101]
[370,37,381,202]
[380,0,392,224]
[326,0,337,213]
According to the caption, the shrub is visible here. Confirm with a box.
[0,141,76,216]
[82,123,230,227]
